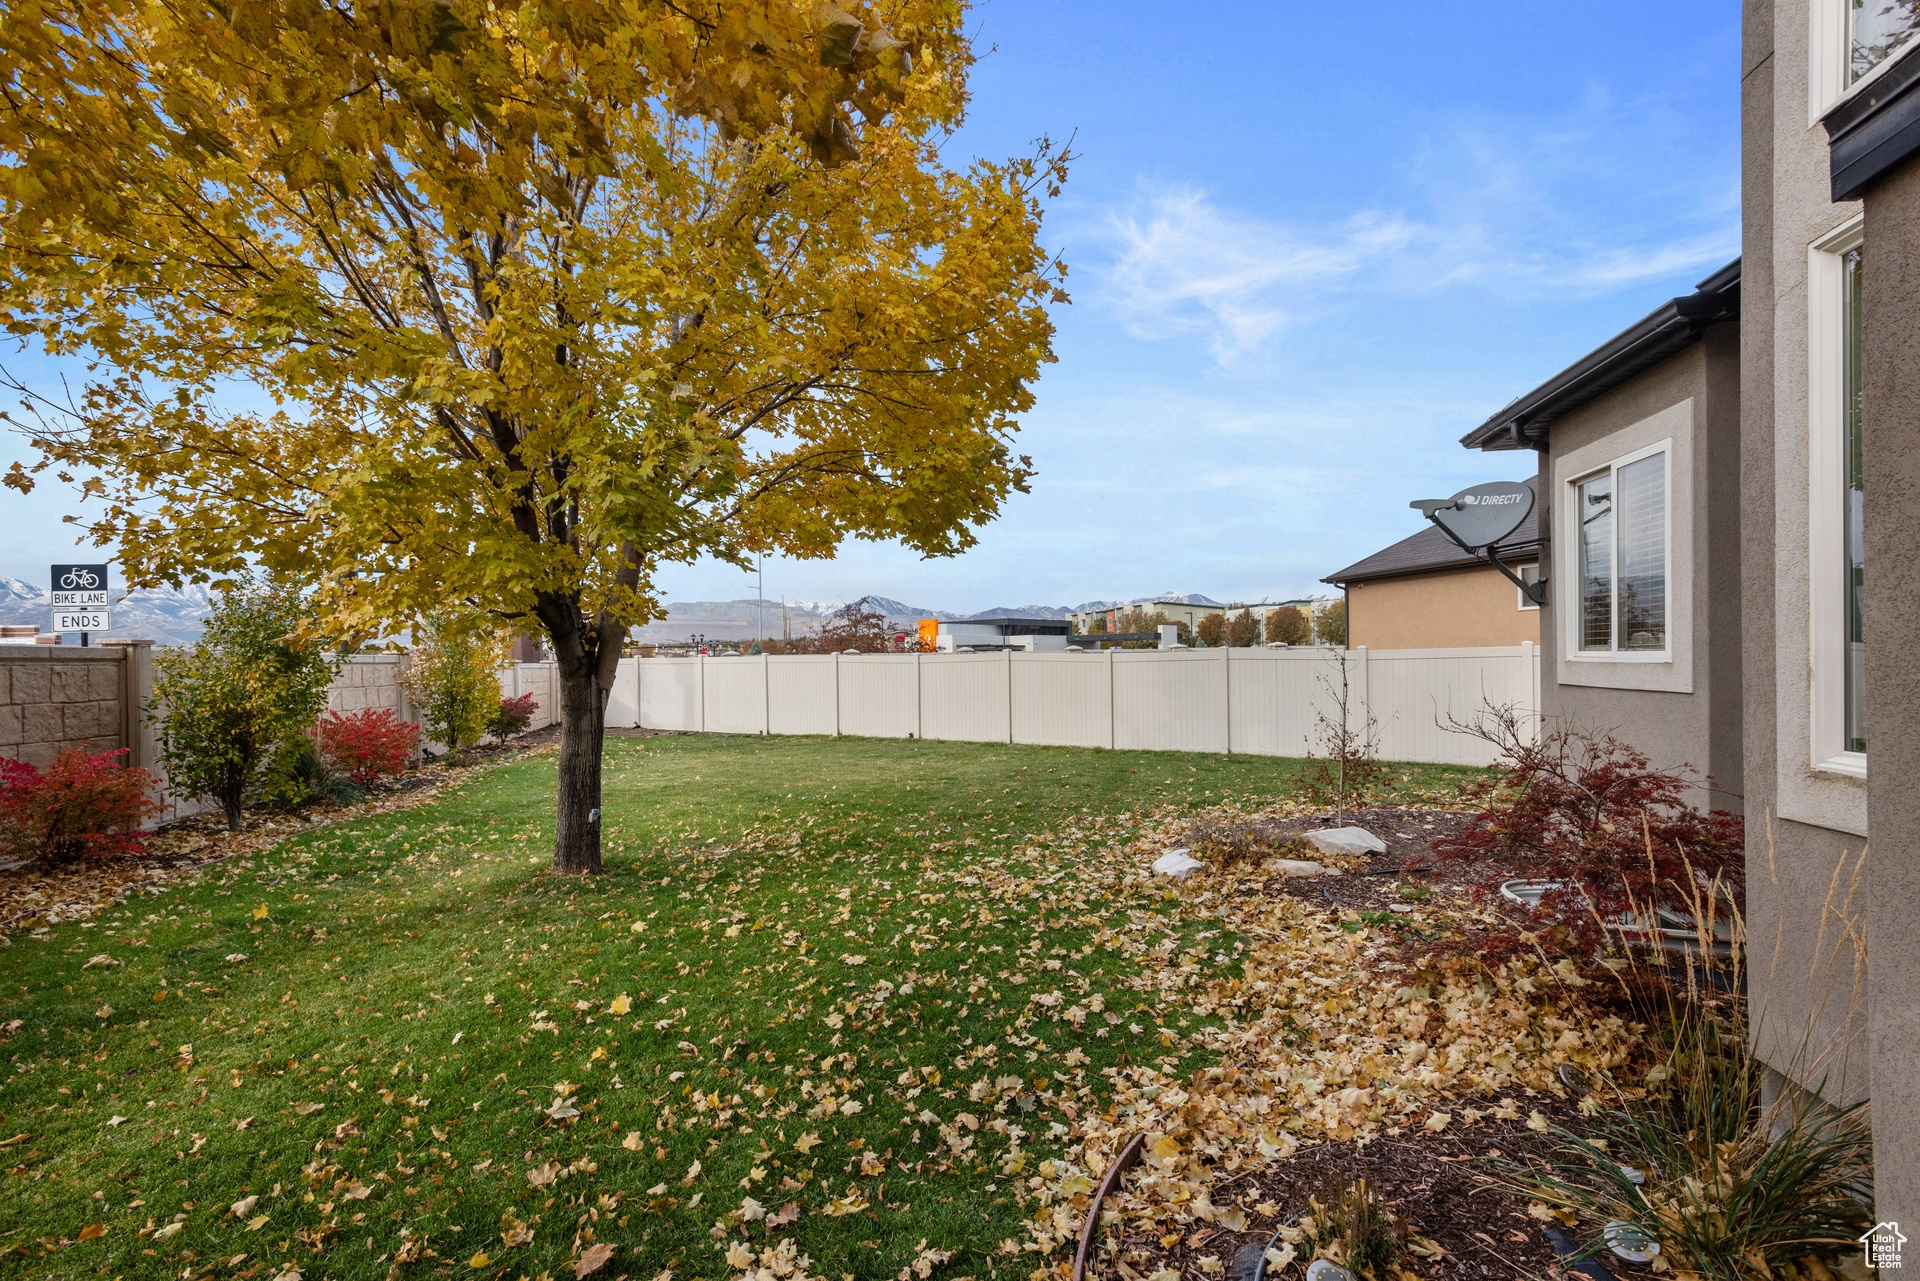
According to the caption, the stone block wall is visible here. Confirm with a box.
[0,646,133,768]
[327,654,415,719]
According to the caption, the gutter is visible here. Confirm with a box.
[1462,261,1739,453]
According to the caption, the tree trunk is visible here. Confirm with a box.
[552,650,607,875]
[221,761,245,832]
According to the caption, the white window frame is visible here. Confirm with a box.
[1565,440,1673,664]
[1811,0,1918,122]
[1516,563,1540,612]
[1806,218,1868,778]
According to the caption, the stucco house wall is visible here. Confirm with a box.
[1533,328,1744,805]
[1344,564,1539,650]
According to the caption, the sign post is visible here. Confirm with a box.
[51,563,110,647]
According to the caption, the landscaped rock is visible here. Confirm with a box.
[1304,826,1387,859]
[1151,849,1206,879]
[1270,858,1340,878]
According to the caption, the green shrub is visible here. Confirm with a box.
[151,577,337,831]
[406,621,506,755]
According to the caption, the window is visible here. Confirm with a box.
[1808,218,1867,774]
[1843,246,1866,752]
[1571,446,1668,656]
[1517,564,1541,612]
[1851,0,1920,84]
[1812,0,1920,118]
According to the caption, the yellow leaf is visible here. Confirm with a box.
[622,1131,644,1151]
[468,1251,492,1269]
[794,1132,821,1154]
[726,1243,753,1269]
[608,994,631,1016]
[252,905,269,920]
[1527,1110,1551,1132]
[1424,1112,1451,1132]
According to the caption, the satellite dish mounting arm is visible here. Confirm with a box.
[1416,504,1548,606]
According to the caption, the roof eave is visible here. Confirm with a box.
[1462,261,1740,452]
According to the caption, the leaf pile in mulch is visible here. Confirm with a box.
[996,798,1655,1281]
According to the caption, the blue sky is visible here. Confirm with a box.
[0,1,1742,612]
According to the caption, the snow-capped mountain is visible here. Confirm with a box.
[0,577,213,645]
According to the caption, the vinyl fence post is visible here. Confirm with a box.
[1108,648,1117,750]
[698,655,707,733]
[1004,648,1014,744]
[915,650,924,741]
[1222,646,1233,756]
[762,652,771,735]
[833,652,841,737]
[1353,646,1370,744]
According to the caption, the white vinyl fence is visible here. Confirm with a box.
[620,644,1541,767]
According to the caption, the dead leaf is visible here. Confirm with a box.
[78,1223,107,1241]
[291,1102,322,1116]
[527,1162,562,1188]
[622,1131,644,1150]
[232,1196,259,1218]
[574,1242,615,1278]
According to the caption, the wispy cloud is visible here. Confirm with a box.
[1095,189,1419,358]
[1084,99,1739,364]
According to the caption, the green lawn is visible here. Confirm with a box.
[1,736,1478,1281]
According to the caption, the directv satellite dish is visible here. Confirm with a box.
[1408,480,1545,605]
[1408,481,1533,551]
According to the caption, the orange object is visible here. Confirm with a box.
[918,618,939,650]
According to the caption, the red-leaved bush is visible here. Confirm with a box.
[488,693,539,740]
[316,709,421,786]
[1432,707,1744,959]
[0,748,163,865]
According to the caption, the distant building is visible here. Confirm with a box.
[934,616,1071,652]
[1322,482,1540,650]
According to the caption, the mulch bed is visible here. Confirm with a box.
[1097,1095,1641,1281]
[1111,804,1661,1281]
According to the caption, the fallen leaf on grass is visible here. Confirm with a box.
[343,1182,372,1201]
[231,1196,258,1218]
[622,1131,644,1151]
[77,1224,106,1241]
[82,953,120,969]
[574,1242,615,1278]
[246,1215,270,1231]
[527,1162,562,1188]
[291,1102,322,1116]
[608,994,631,1015]
[770,1204,800,1227]
[793,1132,820,1154]
[468,1251,492,1269]
[106,1115,128,1128]
[151,1222,184,1242]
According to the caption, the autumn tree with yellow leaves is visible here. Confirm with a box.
[1,0,1066,872]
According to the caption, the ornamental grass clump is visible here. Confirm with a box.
[1490,998,1871,1281]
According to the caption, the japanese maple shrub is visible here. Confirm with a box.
[487,694,539,741]
[1434,707,1744,958]
[0,748,162,866]
[316,709,421,786]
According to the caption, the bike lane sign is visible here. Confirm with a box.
[51,563,110,609]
